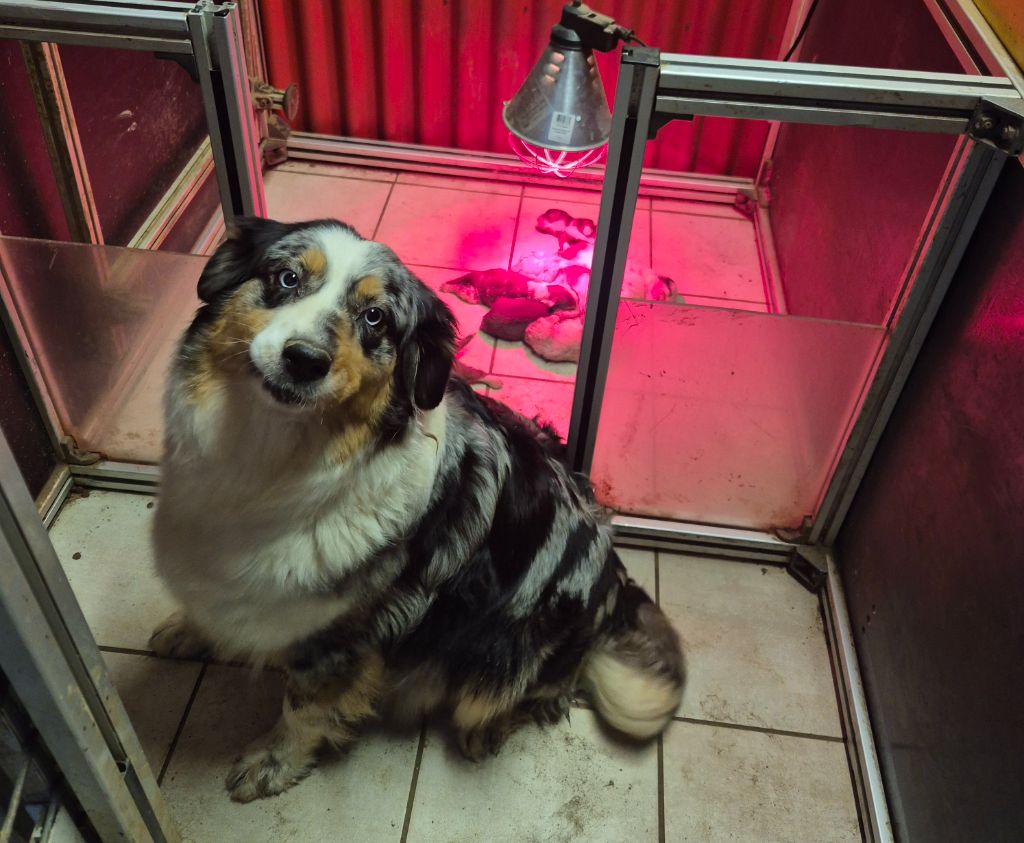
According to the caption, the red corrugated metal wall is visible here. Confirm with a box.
[258,0,792,177]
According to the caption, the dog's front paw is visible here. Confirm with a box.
[225,749,311,803]
[149,611,209,659]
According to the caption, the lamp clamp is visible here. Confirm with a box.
[551,1,642,53]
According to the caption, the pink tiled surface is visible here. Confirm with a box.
[263,169,393,239]
[374,183,521,270]
[652,212,767,302]
[259,164,774,461]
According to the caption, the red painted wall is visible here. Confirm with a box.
[257,0,793,177]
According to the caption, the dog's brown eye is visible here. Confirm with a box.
[277,269,300,289]
[363,307,384,327]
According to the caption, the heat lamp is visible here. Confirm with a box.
[502,1,642,178]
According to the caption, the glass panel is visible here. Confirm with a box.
[0,236,204,463]
[1,38,221,254]
[590,301,885,531]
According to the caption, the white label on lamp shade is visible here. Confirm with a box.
[547,111,577,144]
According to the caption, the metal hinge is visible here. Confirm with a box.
[968,97,1024,155]
[59,436,101,467]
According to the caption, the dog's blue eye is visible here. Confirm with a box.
[363,307,384,327]
[277,269,299,289]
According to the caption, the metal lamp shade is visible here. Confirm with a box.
[503,43,611,152]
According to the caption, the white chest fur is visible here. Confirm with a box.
[153,382,445,657]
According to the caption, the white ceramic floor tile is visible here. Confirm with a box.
[264,169,393,238]
[102,652,201,774]
[486,376,573,442]
[410,265,494,374]
[615,546,656,597]
[663,722,859,842]
[512,195,651,269]
[375,183,521,271]
[407,710,658,843]
[659,555,842,737]
[161,665,418,843]
[651,211,766,302]
[49,491,177,651]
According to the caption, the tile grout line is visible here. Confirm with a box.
[157,662,207,785]
[99,644,249,671]
[370,179,398,241]
[275,166,398,185]
[486,185,527,376]
[657,733,666,843]
[396,177,526,199]
[670,714,846,744]
[399,723,428,843]
[100,644,157,658]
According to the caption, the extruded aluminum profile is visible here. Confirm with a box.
[925,0,1024,93]
[34,464,72,528]
[656,54,1020,135]
[566,47,660,474]
[822,553,894,843]
[0,0,195,52]
[812,139,1005,545]
[0,434,179,843]
[611,515,795,564]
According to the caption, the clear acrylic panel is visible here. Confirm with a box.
[590,301,885,532]
[0,236,204,463]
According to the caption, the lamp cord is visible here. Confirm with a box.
[616,25,646,47]
[782,0,821,61]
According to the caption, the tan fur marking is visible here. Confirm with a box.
[355,275,384,300]
[186,281,270,405]
[452,688,513,731]
[322,319,395,463]
[300,248,327,277]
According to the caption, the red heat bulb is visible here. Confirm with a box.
[508,132,606,178]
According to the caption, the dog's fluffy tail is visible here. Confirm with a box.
[582,564,685,741]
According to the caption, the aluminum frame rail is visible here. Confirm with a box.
[656,54,1023,136]
[0,0,265,222]
[566,46,1022,497]
[0,432,179,842]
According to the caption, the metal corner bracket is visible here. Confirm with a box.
[968,96,1024,155]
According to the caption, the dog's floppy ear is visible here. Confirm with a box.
[400,278,457,410]
[197,216,287,302]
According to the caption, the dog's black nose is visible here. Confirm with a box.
[282,341,332,383]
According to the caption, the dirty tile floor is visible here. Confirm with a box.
[50,492,861,842]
